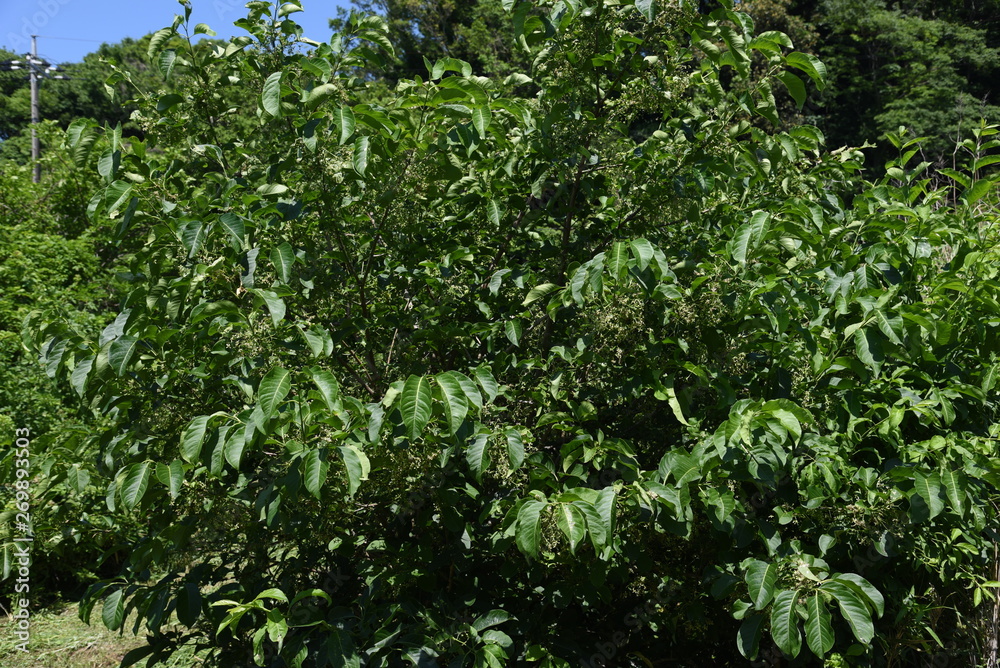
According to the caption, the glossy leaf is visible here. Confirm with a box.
[180,416,210,463]
[821,580,874,644]
[554,503,586,553]
[400,375,433,440]
[262,71,284,117]
[770,590,802,657]
[805,594,834,657]
[258,367,291,420]
[466,433,490,482]
[435,371,469,435]
[333,105,355,144]
[516,499,547,558]
[745,560,778,609]
[338,445,370,497]
[302,448,330,499]
[108,336,138,375]
[120,461,152,510]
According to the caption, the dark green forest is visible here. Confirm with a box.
[1,0,999,666]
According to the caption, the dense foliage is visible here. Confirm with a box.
[3,0,1000,666]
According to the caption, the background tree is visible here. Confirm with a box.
[332,0,529,81]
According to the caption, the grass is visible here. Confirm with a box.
[0,600,142,668]
[0,600,203,668]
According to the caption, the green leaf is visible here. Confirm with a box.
[309,368,339,410]
[629,238,654,271]
[104,180,133,216]
[745,560,778,609]
[120,461,152,510]
[472,106,492,137]
[963,179,994,204]
[147,27,175,58]
[70,357,94,397]
[669,453,701,486]
[338,445,370,496]
[256,183,289,197]
[102,588,124,631]
[737,612,765,660]
[504,320,522,347]
[435,371,469,435]
[353,135,370,176]
[305,82,337,109]
[523,282,559,307]
[982,363,1000,393]
[472,609,511,632]
[180,416,210,463]
[155,460,184,499]
[270,242,294,283]
[262,71,284,117]
[252,289,286,326]
[730,211,770,264]
[516,499,546,558]
[180,221,206,258]
[439,76,487,104]
[658,377,690,426]
[302,448,330,499]
[805,594,834,657]
[177,583,201,626]
[784,51,826,90]
[450,370,483,409]
[474,366,499,404]
[158,49,177,81]
[486,199,501,226]
[873,309,903,346]
[821,580,874,644]
[833,574,884,618]
[554,503,586,553]
[333,105,355,144]
[940,469,966,516]
[109,335,138,375]
[400,375,433,440]
[635,0,657,21]
[258,367,291,420]
[594,487,617,541]
[67,464,91,493]
[97,148,119,184]
[574,500,606,548]
[770,590,802,658]
[608,241,628,278]
[254,588,289,603]
[777,71,806,109]
[219,213,246,249]
[913,470,944,520]
[466,433,490,482]
[504,428,524,469]
[854,327,884,374]
[301,325,333,358]
[224,424,247,470]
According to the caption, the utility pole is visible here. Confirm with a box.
[0,36,70,183]
[30,36,40,183]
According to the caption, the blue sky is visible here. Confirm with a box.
[1,0,349,64]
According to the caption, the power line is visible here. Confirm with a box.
[0,36,71,183]
[33,35,105,43]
